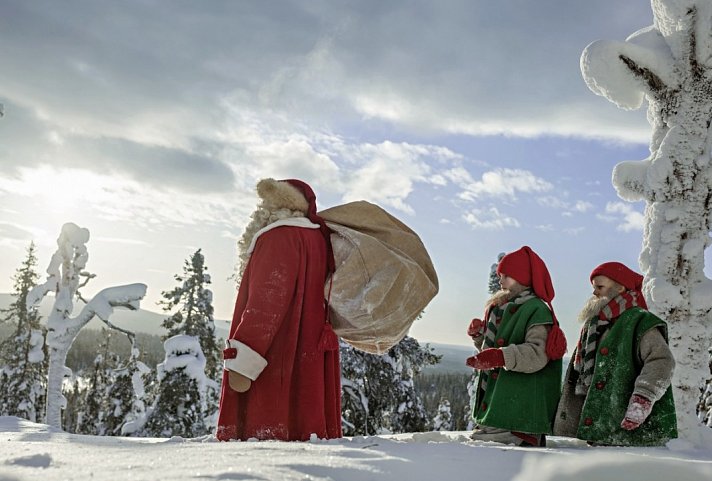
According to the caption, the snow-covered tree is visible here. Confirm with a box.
[104,347,152,436]
[26,223,147,429]
[75,331,117,435]
[157,249,220,433]
[581,0,712,442]
[0,242,47,422]
[340,336,440,435]
[433,399,452,431]
[160,249,220,380]
[487,252,506,294]
[141,335,217,438]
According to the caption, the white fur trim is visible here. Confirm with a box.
[223,339,268,381]
[246,217,319,255]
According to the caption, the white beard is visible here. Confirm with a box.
[577,295,611,322]
[236,205,305,281]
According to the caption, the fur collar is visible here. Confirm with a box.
[245,217,319,255]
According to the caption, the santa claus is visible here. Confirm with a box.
[216,178,341,441]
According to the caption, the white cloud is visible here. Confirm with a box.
[94,236,150,246]
[339,141,460,215]
[573,201,595,212]
[450,168,553,201]
[598,202,645,232]
[537,196,595,215]
[537,196,570,210]
[463,207,520,230]
[0,165,252,235]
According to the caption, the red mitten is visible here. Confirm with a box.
[467,318,485,338]
[621,394,653,431]
[465,348,505,370]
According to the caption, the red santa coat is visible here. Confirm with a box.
[216,223,342,441]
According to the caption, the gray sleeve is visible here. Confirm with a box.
[634,327,675,402]
[501,324,550,373]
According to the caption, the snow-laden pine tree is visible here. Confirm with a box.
[340,336,440,435]
[487,253,506,294]
[75,330,117,435]
[433,399,452,431]
[160,249,220,380]
[581,0,712,442]
[155,249,220,434]
[104,346,152,436]
[0,242,47,422]
[340,340,370,436]
[27,223,147,429]
[140,335,217,437]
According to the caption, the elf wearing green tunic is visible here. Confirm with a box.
[554,262,677,446]
[467,246,565,447]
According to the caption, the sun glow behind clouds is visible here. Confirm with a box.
[0,165,249,240]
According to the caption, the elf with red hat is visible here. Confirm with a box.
[553,261,677,446]
[466,246,565,447]
[216,178,341,441]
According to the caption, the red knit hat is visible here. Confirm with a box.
[496,246,566,360]
[590,262,648,309]
[497,246,554,302]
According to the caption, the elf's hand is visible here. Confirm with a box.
[467,318,485,338]
[465,348,505,370]
[620,394,653,430]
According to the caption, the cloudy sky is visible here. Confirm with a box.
[1,0,701,347]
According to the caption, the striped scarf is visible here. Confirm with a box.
[573,290,642,395]
[479,289,536,393]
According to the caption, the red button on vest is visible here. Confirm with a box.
[600,347,609,355]
[496,338,505,347]
[509,306,518,314]
[481,402,487,411]
[490,372,499,380]
[584,417,593,426]
[595,381,605,390]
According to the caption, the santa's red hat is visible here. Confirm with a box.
[496,246,566,360]
[590,262,647,309]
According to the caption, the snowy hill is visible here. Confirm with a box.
[0,293,230,340]
[421,343,474,375]
[1,416,711,481]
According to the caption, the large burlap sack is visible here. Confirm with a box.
[319,201,439,354]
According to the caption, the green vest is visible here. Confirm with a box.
[577,307,677,446]
[473,298,562,434]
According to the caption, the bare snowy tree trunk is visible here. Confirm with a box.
[27,223,146,429]
[582,2,712,442]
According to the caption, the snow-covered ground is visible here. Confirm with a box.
[1,417,711,481]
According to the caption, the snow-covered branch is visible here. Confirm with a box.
[581,27,677,110]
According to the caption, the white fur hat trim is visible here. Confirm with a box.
[256,178,309,212]
[223,339,268,381]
